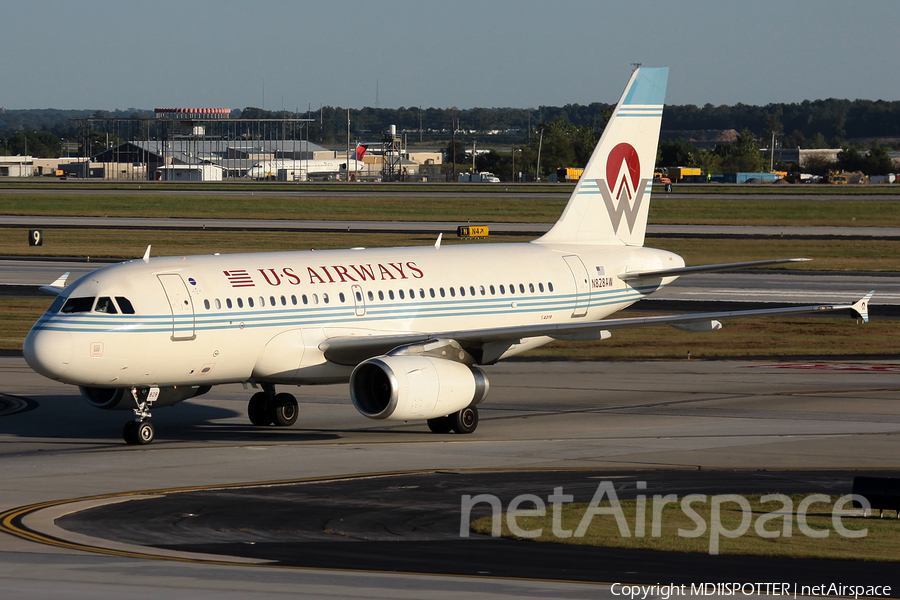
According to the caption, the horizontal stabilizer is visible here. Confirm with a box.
[619,258,811,282]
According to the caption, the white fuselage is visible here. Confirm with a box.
[23,241,683,390]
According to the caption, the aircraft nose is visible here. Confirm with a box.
[23,328,73,380]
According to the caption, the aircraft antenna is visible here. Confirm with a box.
[434,233,442,249]
[142,245,152,263]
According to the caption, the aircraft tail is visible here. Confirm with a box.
[536,67,668,247]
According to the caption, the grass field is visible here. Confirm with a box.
[470,494,898,562]
[1,191,899,227]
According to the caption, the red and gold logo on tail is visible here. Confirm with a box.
[598,142,648,234]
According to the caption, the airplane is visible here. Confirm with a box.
[246,145,369,180]
[23,67,873,445]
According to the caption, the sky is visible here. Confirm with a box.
[2,0,897,111]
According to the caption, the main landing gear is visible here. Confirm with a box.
[123,386,158,445]
[247,384,298,427]
[426,406,479,434]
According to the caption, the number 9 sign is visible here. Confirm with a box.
[28,230,42,247]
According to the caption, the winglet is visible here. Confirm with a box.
[142,245,151,263]
[38,271,70,295]
[850,291,874,323]
[434,233,442,250]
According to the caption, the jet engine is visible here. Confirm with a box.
[79,386,211,410]
[350,355,489,421]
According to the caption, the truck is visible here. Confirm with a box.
[556,167,584,182]
[459,172,500,183]
[667,166,701,182]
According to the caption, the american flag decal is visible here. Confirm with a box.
[595,266,605,276]
[224,269,255,287]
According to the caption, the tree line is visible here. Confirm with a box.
[3,100,899,180]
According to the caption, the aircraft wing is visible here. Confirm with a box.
[320,291,874,366]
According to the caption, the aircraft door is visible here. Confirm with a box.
[157,274,196,340]
[562,255,591,318]
[351,284,366,316]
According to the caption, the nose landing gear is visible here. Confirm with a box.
[123,386,158,445]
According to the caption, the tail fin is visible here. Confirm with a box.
[536,67,668,247]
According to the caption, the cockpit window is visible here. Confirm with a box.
[61,296,95,313]
[47,296,65,313]
[95,297,118,314]
[115,297,135,314]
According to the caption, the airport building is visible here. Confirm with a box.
[49,108,439,182]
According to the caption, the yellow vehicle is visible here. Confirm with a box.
[556,167,584,182]
[827,170,848,184]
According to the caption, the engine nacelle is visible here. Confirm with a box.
[350,355,489,421]
[79,386,211,410]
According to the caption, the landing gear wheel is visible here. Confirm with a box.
[123,420,154,444]
[450,406,478,434]
[248,392,272,426]
[123,421,138,445]
[136,421,154,445]
[427,416,454,434]
[269,393,298,427]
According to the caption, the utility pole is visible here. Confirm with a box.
[451,110,456,181]
[346,108,351,181]
[536,129,543,182]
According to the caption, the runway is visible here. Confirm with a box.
[1,357,899,598]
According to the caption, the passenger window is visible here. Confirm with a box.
[378,290,384,300]
[430,288,435,298]
[519,284,525,293]
[226,298,233,308]
[508,284,515,295]
[548,282,554,292]
[399,290,405,299]
[237,298,244,308]
[539,283,544,292]
[368,291,374,301]
[339,292,346,303]
[260,296,266,307]
[281,296,287,306]
[459,287,465,297]
[450,287,456,297]
[490,285,495,295]
[248,297,255,308]
[479,285,485,296]
[419,288,425,298]
[440,288,445,297]
[270,296,276,306]
[215,298,222,309]
[356,291,362,301]
[323,294,329,304]
[48,296,65,313]
[61,297,95,313]
[302,294,308,305]
[204,299,210,310]
[389,290,395,300]
[499,285,505,294]
[312,294,319,305]
[291,295,297,305]
[470,286,476,296]
[529,283,534,293]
